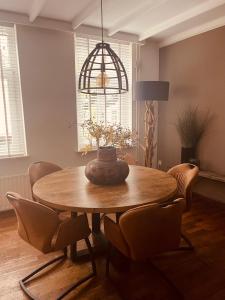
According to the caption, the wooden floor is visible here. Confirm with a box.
[1,195,225,300]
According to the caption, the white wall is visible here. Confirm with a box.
[0,25,95,177]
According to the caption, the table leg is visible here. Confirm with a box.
[70,212,77,261]
[69,212,107,262]
[92,213,101,233]
[116,212,123,223]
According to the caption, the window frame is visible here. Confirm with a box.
[0,23,27,159]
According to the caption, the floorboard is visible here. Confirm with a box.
[1,195,225,300]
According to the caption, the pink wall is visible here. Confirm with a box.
[158,26,225,175]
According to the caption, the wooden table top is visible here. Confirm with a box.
[33,165,177,213]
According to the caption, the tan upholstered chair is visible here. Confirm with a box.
[6,192,96,300]
[28,161,62,201]
[167,163,199,249]
[167,163,199,211]
[104,198,191,276]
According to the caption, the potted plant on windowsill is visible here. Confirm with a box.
[81,119,137,185]
[175,106,211,165]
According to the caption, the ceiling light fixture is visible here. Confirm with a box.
[78,0,129,95]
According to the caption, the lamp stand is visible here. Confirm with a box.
[144,100,156,167]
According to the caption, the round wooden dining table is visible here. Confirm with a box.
[33,165,177,214]
[33,165,177,260]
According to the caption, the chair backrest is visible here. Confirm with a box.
[28,161,62,198]
[167,163,199,210]
[119,198,185,261]
[6,192,59,253]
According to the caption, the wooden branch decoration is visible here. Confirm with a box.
[144,100,156,167]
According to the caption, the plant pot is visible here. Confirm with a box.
[181,147,196,163]
[85,146,129,185]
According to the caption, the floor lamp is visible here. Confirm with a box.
[136,81,169,167]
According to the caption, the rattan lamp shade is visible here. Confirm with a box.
[78,42,129,95]
[136,81,169,101]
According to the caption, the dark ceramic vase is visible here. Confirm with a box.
[181,147,196,163]
[85,146,129,185]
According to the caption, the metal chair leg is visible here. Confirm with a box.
[20,239,97,300]
[179,232,194,251]
[20,253,66,300]
[57,237,96,300]
[149,261,184,299]
[57,273,94,300]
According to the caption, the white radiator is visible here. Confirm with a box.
[0,174,32,211]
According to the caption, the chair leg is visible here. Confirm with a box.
[149,261,184,299]
[57,237,96,300]
[106,242,112,277]
[56,273,95,300]
[179,232,194,251]
[20,240,96,300]
[20,253,66,300]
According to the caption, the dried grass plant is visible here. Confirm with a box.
[175,106,211,148]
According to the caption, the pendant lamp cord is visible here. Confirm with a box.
[100,0,105,79]
[101,0,104,43]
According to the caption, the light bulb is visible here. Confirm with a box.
[96,72,110,88]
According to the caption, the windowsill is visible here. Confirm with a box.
[0,154,29,161]
[75,146,136,154]
[76,149,97,154]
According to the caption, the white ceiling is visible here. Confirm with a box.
[0,0,225,46]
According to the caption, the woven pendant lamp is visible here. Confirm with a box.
[78,0,128,95]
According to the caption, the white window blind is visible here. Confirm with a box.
[0,25,26,158]
[75,35,132,151]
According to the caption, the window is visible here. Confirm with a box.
[75,35,132,151]
[0,24,26,158]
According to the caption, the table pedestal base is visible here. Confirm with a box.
[70,213,107,262]
[70,231,108,262]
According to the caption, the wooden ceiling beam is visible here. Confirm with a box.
[108,0,167,37]
[72,0,99,30]
[139,0,225,41]
[29,0,48,23]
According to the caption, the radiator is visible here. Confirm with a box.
[0,174,32,211]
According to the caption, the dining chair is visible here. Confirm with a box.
[104,198,192,277]
[167,163,199,211]
[167,163,199,249]
[28,161,62,201]
[6,192,96,300]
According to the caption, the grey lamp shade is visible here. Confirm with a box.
[136,81,169,101]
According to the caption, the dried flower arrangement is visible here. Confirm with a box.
[80,119,137,158]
